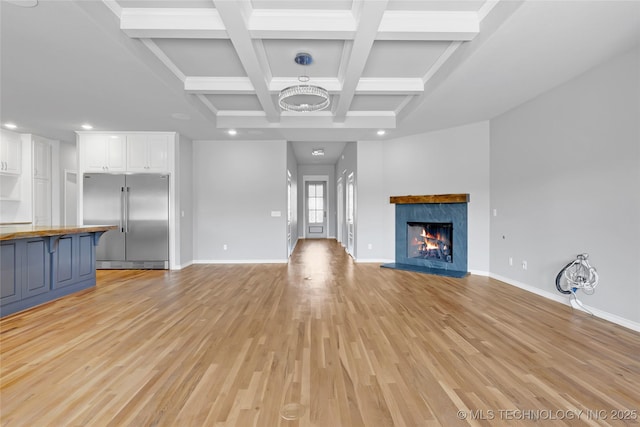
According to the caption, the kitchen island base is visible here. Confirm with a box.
[0,225,116,318]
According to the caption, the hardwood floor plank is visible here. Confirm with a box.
[2,239,639,426]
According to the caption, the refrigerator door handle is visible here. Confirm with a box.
[124,186,130,233]
[120,186,125,232]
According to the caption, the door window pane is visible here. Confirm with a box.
[308,183,324,224]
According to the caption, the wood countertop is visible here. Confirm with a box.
[0,225,118,241]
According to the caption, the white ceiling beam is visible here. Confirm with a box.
[141,38,186,82]
[269,77,342,93]
[184,77,423,95]
[334,0,389,120]
[249,9,356,39]
[217,111,396,129]
[120,8,228,39]
[377,11,479,41]
[356,78,423,95]
[213,0,280,121]
[119,8,478,41]
[185,77,255,94]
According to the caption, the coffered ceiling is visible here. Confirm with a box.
[108,0,485,132]
[1,0,639,157]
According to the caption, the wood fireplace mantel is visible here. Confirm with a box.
[389,194,469,204]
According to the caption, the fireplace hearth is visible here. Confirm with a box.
[382,194,469,278]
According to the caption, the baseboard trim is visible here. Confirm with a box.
[171,260,194,270]
[355,258,394,264]
[193,259,288,264]
[469,270,490,276]
[490,273,640,333]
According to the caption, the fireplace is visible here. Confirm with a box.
[407,222,453,263]
[383,194,469,278]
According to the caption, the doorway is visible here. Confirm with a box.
[346,172,355,257]
[305,181,327,238]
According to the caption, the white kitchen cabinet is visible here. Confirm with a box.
[33,139,51,179]
[33,178,51,225]
[32,138,52,225]
[0,131,22,175]
[127,134,169,172]
[81,134,126,172]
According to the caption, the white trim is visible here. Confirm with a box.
[468,270,490,277]
[355,258,394,264]
[193,259,288,264]
[302,175,330,239]
[288,236,299,259]
[172,260,194,270]
[490,273,640,333]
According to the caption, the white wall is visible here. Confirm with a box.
[356,140,389,261]
[356,121,491,271]
[490,46,640,326]
[178,134,193,268]
[193,140,288,262]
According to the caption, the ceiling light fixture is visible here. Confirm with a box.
[311,148,325,156]
[278,53,330,113]
[81,124,93,130]
[228,129,237,136]
[4,123,17,130]
[377,130,386,136]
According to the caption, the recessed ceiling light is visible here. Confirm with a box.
[81,124,93,130]
[311,148,325,156]
[377,130,386,136]
[228,129,237,136]
[4,123,17,130]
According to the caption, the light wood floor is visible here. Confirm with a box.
[1,239,639,426]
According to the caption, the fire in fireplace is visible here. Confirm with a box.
[407,222,453,263]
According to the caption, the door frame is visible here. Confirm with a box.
[336,177,344,245]
[287,170,293,256]
[302,175,330,239]
[346,172,355,257]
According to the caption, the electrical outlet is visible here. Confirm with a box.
[493,209,498,217]
[223,244,228,251]
[368,243,372,250]
[509,257,513,266]
[522,260,527,270]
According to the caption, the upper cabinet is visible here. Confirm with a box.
[78,132,173,174]
[126,134,169,172]
[81,134,126,172]
[0,130,22,175]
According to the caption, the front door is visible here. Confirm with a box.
[306,181,327,238]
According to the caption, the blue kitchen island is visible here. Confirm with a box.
[0,224,117,318]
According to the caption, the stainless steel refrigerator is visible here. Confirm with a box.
[83,173,169,269]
